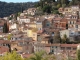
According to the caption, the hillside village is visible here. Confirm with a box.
[1,5,80,59]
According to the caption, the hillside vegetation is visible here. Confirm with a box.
[35,0,80,14]
[0,1,35,17]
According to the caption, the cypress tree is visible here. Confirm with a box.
[66,24,68,29]
[3,22,9,33]
[77,50,80,60]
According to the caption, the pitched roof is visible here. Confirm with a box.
[0,40,11,44]
[0,46,9,54]
[53,17,62,21]
[45,44,78,48]
[75,20,80,25]
[60,18,68,23]
[68,19,77,21]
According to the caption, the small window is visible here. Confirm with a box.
[33,34,35,36]
[70,21,71,24]
[18,42,23,46]
[76,25,78,28]
[47,24,50,26]
[71,33,73,34]
[52,50,54,52]
[73,21,74,24]
[78,32,80,34]
[67,47,71,50]
[52,32,54,34]
[39,28,41,30]
[73,48,76,50]
[52,46,54,48]
[61,47,65,50]
[55,46,57,48]
[27,42,29,44]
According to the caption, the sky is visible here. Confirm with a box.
[0,0,39,3]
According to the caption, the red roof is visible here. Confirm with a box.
[53,17,62,21]
[0,40,11,44]
[76,22,80,25]
[60,18,68,23]
[60,44,78,47]
[0,46,9,54]
[45,44,78,48]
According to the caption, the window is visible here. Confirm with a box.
[27,42,29,44]
[52,32,54,36]
[18,42,23,46]
[76,25,78,28]
[52,32,54,34]
[71,33,73,34]
[39,28,42,30]
[61,47,65,50]
[52,50,54,52]
[55,46,57,48]
[15,38,17,40]
[67,47,71,50]
[71,21,73,24]
[73,21,74,24]
[52,46,54,48]
[47,24,50,26]
[78,32,80,34]
[0,27,3,29]
[33,34,35,36]
[38,37,42,41]
[70,21,71,24]
[73,48,76,50]
[66,9,68,11]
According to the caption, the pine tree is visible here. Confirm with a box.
[66,24,68,29]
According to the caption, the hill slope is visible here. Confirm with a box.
[35,0,80,14]
[0,1,35,17]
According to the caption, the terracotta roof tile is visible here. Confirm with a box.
[53,17,62,21]
[76,22,80,25]
[0,46,9,54]
[0,40,11,44]
[45,44,78,48]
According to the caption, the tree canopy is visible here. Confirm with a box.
[35,0,80,14]
[0,51,24,60]
[0,1,35,18]
[77,49,80,60]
